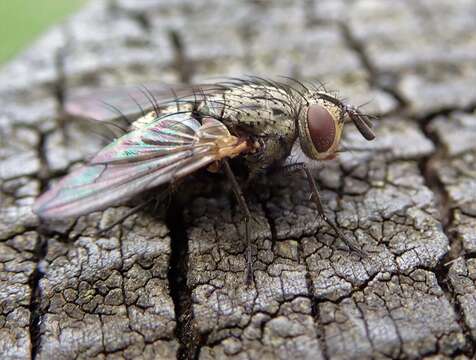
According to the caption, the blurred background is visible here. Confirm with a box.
[0,0,86,64]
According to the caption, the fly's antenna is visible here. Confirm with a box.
[344,105,376,141]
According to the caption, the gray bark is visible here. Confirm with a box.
[1,0,475,359]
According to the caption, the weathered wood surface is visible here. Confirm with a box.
[1,1,476,359]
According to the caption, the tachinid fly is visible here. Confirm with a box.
[33,77,376,284]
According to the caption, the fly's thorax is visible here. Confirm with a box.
[196,85,298,175]
[296,97,345,160]
[201,85,293,124]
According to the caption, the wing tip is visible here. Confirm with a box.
[32,199,58,220]
[32,190,70,221]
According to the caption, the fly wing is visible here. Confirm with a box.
[64,84,221,123]
[33,113,248,220]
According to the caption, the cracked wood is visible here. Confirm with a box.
[1,0,476,359]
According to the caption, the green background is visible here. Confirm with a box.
[0,0,86,65]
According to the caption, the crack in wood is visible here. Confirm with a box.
[28,235,48,360]
[166,199,200,360]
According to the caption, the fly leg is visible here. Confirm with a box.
[222,159,254,285]
[280,163,366,257]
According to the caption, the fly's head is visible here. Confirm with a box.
[296,93,376,160]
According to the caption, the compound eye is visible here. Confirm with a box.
[307,104,336,153]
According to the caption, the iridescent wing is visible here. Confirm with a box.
[33,113,249,220]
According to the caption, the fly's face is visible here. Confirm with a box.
[296,94,376,160]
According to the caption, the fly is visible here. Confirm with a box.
[33,76,376,284]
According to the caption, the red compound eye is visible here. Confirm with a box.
[307,104,336,153]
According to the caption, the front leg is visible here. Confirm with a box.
[222,159,254,285]
[279,163,366,257]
